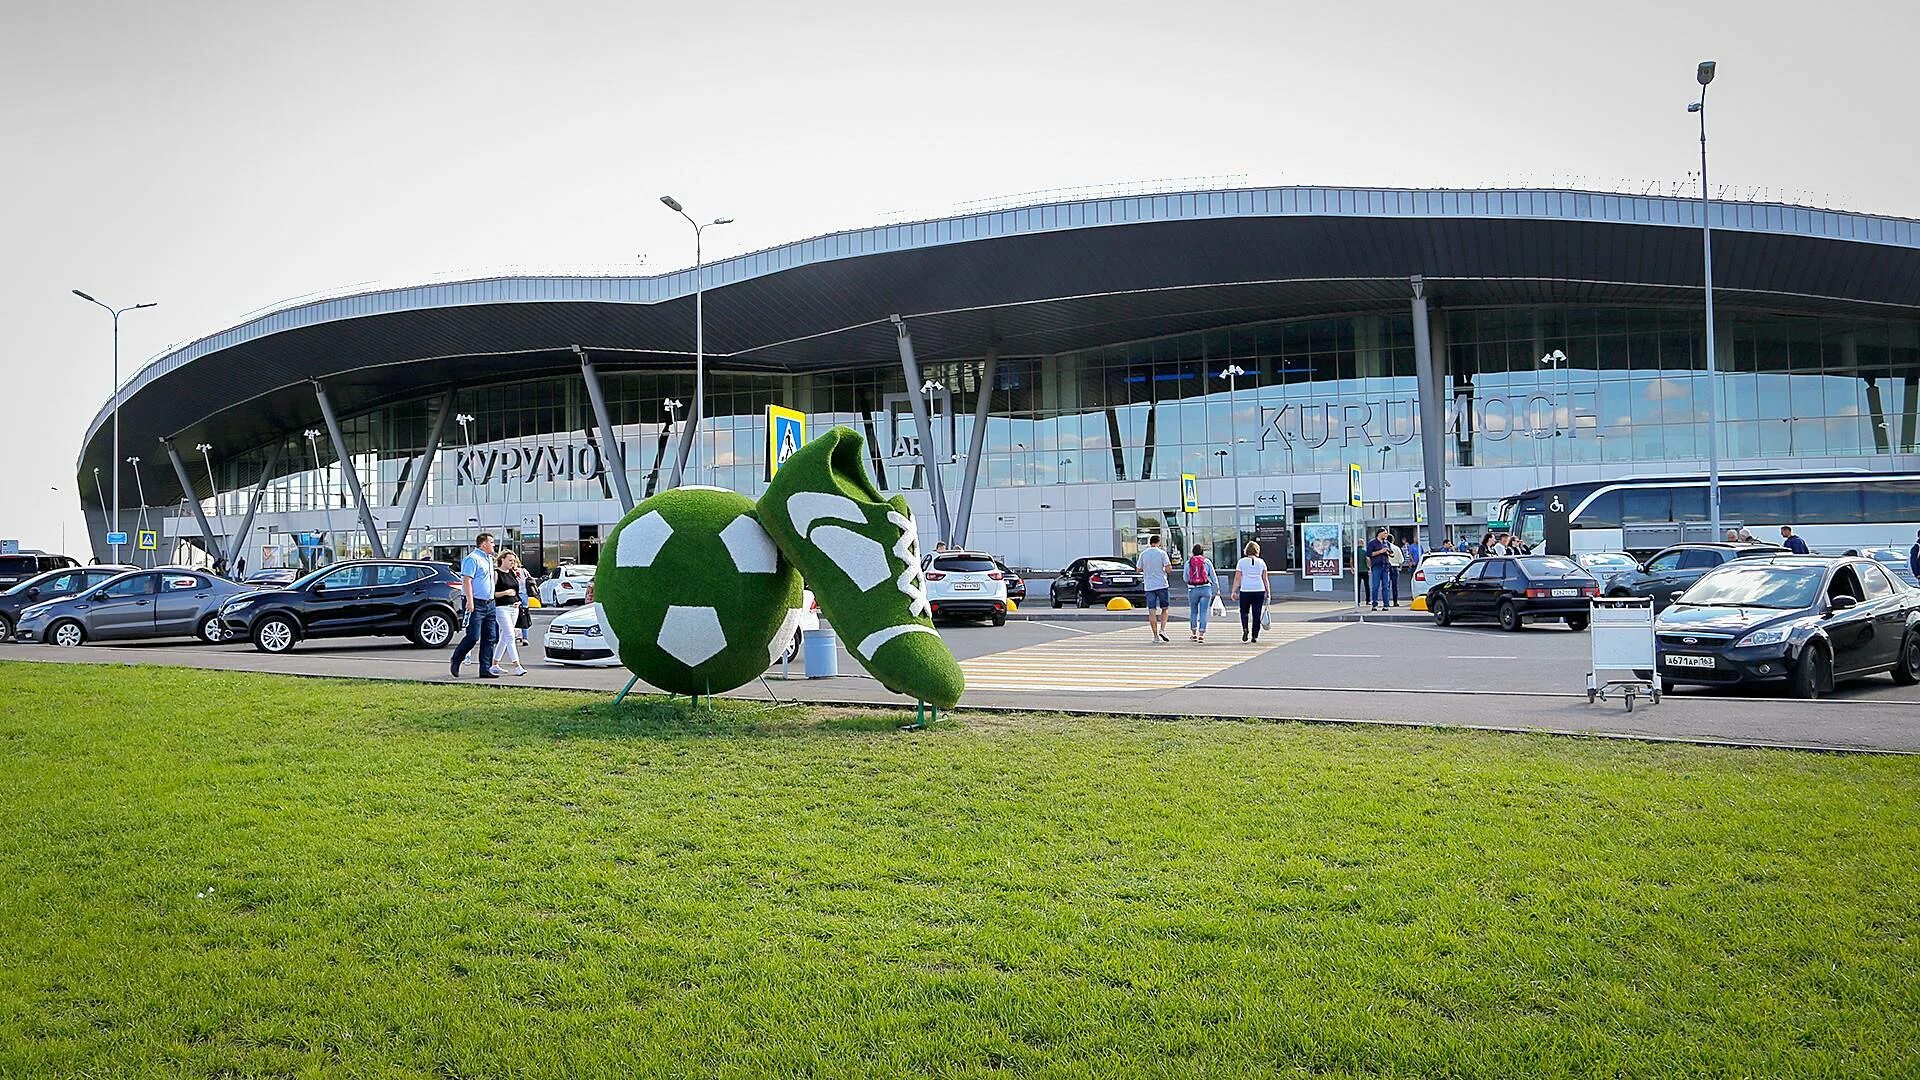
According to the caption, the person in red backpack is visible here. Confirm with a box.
[1184,543,1217,643]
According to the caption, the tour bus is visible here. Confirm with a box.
[1495,471,1920,557]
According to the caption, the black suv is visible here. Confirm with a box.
[0,552,79,591]
[0,564,133,641]
[1605,542,1786,612]
[216,560,463,654]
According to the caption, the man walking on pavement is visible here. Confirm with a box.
[1780,526,1810,555]
[1402,533,1423,598]
[1366,527,1396,610]
[1138,533,1172,643]
[450,531,500,679]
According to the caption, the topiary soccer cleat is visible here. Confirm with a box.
[758,426,964,710]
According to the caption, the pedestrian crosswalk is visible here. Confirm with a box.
[959,621,1342,693]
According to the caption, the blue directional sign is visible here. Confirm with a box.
[106,531,128,546]
[297,533,323,548]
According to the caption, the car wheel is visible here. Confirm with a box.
[196,615,228,644]
[1430,596,1453,626]
[0,613,13,643]
[1564,615,1590,632]
[1050,589,1062,609]
[991,612,1007,627]
[1076,589,1089,609]
[1893,630,1920,686]
[253,615,298,654]
[49,619,85,648]
[411,608,455,648]
[779,627,803,663]
[1497,601,1525,632]
[1789,643,1828,699]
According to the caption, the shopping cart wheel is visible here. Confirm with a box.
[1651,688,1661,705]
[1624,689,1636,713]
[1587,688,1597,704]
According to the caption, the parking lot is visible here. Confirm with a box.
[6,599,1918,753]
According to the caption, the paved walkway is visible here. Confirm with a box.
[959,622,1336,692]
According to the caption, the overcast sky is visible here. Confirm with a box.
[3,0,1915,555]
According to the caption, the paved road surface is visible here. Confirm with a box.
[4,606,1916,753]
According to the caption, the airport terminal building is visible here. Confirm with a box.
[78,185,1920,589]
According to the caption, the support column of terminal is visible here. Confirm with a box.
[891,316,952,547]
[227,443,283,570]
[952,348,998,548]
[576,347,636,512]
[162,438,226,565]
[1411,277,1450,551]
[388,390,455,555]
[312,379,387,559]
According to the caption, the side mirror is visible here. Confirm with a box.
[91,591,108,602]
[25,587,39,598]
[1828,595,1859,612]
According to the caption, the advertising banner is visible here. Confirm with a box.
[1303,523,1343,578]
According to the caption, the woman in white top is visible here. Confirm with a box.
[1230,540,1272,643]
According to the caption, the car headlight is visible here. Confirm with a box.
[19,603,51,621]
[222,598,258,614]
[1736,627,1791,648]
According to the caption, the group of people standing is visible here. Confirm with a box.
[449,532,535,679]
[1136,535,1273,645]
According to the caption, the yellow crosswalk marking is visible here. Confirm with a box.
[960,622,1340,692]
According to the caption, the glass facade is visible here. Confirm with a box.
[196,303,1920,568]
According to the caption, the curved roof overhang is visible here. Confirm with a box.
[81,186,1920,508]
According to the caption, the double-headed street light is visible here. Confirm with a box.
[1219,364,1246,547]
[660,195,734,487]
[72,290,157,562]
[1689,59,1724,535]
[1538,349,1568,487]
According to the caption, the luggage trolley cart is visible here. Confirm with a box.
[1587,596,1660,711]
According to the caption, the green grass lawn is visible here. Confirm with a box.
[2,663,1916,1078]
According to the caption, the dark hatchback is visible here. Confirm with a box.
[1050,556,1145,608]
[1603,542,1786,611]
[1427,555,1600,631]
[0,565,133,641]
[994,559,1026,603]
[218,560,464,654]
[1654,556,1920,698]
[0,552,79,590]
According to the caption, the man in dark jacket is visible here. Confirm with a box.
[1780,526,1810,555]
[1909,529,1920,582]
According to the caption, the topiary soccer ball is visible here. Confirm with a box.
[595,486,803,697]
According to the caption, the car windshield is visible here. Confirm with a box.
[1677,565,1826,609]
[935,555,997,572]
[286,566,334,590]
[1581,553,1636,568]
[1087,559,1134,572]
[1517,556,1585,577]
[0,556,38,576]
[1423,555,1469,566]
[2,571,56,596]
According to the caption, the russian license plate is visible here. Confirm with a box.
[1664,654,1716,669]
[1552,588,1580,597]
[545,636,574,650]
[954,582,981,592]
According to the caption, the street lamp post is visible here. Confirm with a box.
[126,456,147,566]
[1538,349,1567,486]
[1690,60,1723,535]
[196,442,221,562]
[660,195,734,487]
[72,290,156,562]
[51,487,65,553]
[455,413,478,537]
[1219,364,1246,548]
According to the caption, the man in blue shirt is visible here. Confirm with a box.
[1365,527,1395,610]
[450,532,500,678]
[1779,526,1810,555]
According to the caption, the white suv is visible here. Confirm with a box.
[923,551,1010,626]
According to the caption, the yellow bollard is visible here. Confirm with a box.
[1411,595,1428,612]
[1106,596,1134,611]
[1006,599,1018,613]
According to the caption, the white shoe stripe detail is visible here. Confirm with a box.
[856,623,939,661]
[812,526,892,590]
[787,491,865,535]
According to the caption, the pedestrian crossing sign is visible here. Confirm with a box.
[136,529,158,551]
[767,405,806,479]
[1181,473,1199,513]
[1348,463,1363,508]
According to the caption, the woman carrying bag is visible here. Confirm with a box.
[1230,540,1272,644]
[489,551,530,676]
[1184,544,1217,643]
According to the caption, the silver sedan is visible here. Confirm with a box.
[13,568,255,646]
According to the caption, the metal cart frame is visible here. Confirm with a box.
[1587,596,1660,712]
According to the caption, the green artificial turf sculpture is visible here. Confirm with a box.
[758,426,965,710]
[595,486,804,697]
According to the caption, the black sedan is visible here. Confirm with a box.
[1050,557,1145,608]
[1427,555,1600,631]
[994,559,1027,603]
[1603,542,1785,611]
[1654,556,1920,698]
[218,560,464,653]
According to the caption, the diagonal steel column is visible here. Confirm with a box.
[388,390,455,555]
[312,379,387,558]
[952,349,998,547]
[163,438,225,564]
[1411,276,1450,552]
[891,315,952,546]
[228,443,282,570]
[576,347,636,511]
